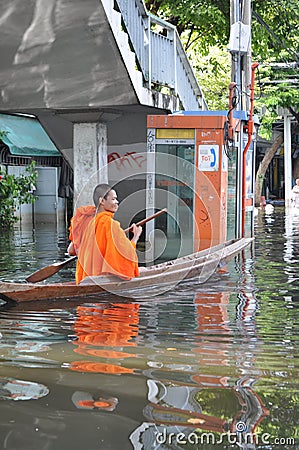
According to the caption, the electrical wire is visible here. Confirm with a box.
[252,10,299,63]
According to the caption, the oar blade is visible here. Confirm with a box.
[26,256,77,283]
[26,266,61,283]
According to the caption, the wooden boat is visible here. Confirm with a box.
[0,237,253,303]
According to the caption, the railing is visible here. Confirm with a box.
[114,0,208,110]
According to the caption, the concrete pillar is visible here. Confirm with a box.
[284,111,292,208]
[73,122,108,208]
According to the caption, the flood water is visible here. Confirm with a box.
[0,208,298,450]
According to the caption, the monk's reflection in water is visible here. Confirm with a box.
[70,302,139,411]
[70,302,139,374]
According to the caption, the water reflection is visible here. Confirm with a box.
[284,213,299,287]
[0,209,298,449]
[69,303,139,374]
[71,391,118,411]
[0,224,75,283]
[128,288,270,449]
[0,377,49,401]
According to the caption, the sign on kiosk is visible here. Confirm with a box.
[198,145,219,171]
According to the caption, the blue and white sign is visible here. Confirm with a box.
[198,145,219,171]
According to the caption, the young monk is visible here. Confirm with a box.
[69,183,142,284]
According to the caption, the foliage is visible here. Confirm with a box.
[0,160,38,228]
[254,60,299,138]
[184,41,231,110]
[145,0,230,54]
[251,1,299,63]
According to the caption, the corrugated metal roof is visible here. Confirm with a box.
[0,114,61,157]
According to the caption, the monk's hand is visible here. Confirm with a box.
[131,224,143,244]
[67,241,76,256]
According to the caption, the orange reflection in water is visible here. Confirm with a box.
[192,292,231,386]
[70,303,139,374]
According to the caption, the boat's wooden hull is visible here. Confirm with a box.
[0,238,253,303]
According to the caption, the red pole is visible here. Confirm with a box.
[241,62,259,237]
[228,82,237,141]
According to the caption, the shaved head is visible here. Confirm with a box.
[93,183,112,207]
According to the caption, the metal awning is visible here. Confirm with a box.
[0,114,60,157]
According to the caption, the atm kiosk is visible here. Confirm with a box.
[146,111,256,262]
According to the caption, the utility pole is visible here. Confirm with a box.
[228,0,252,237]
[229,0,251,110]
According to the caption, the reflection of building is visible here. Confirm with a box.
[233,378,269,435]
[129,291,268,449]
[192,292,231,386]
[131,378,268,449]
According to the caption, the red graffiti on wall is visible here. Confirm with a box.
[108,152,146,171]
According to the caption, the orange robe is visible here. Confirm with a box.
[76,211,139,284]
[69,205,96,253]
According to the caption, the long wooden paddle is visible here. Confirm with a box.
[25,208,167,283]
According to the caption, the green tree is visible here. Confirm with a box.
[0,143,38,228]
[145,0,230,53]
[187,44,231,110]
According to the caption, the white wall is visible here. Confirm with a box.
[7,166,65,226]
